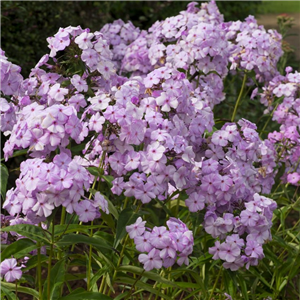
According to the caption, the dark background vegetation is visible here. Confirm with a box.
[1,1,263,77]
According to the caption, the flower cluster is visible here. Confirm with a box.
[185,120,277,211]
[85,67,217,203]
[0,49,23,96]
[0,97,17,133]
[0,1,286,273]
[3,153,108,223]
[3,103,85,160]
[180,120,277,269]
[226,15,283,82]
[100,19,140,69]
[126,217,194,270]
[121,1,229,77]
[207,193,276,270]
[255,68,300,185]
[47,25,115,79]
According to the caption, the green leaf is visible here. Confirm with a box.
[90,268,108,289]
[71,143,87,155]
[0,149,28,162]
[1,282,39,298]
[116,276,173,300]
[223,270,237,299]
[87,167,101,177]
[114,291,130,300]
[174,282,200,289]
[237,276,249,300]
[58,290,113,300]
[53,224,101,238]
[0,163,9,200]
[23,254,48,271]
[1,238,37,261]
[0,285,16,300]
[43,259,66,300]
[106,198,119,219]
[247,269,273,290]
[1,224,50,244]
[114,208,138,249]
[56,233,115,253]
[101,175,114,187]
[100,213,115,233]
[61,79,71,87]
[117,265,179,288]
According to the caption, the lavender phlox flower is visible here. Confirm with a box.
[0,258,22,282]
[167,218,188,233]
[147,142,165,161]
[32,192,54,218]
[219,241,241,262]
[75,31,94,50]
[134,231,153,252]
[185,191,205,212]
[287,172,300,185]
[134,183,156,204]
[126,217,146,239]
[223,256,244,271]
[94,192,109,214]
[138,248,162,271]
[74,200,99,223]
[0,50,23,96]
[128,218,193,270]
[245,240,264,259]
[149,226,170,248]
[209,240,222,259]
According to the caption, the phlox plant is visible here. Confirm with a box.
[0,1,299,300]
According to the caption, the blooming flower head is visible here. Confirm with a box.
[0,258,22,282]
[126,217,146,239]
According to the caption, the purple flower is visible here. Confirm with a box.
[75,31,94,50]
[94,192,109,214]
[219,241,241,263]
[138,248,162,271]
[149,226,169,248]
[185,192,205,212]
[134,231,153,252]
[74,200,98,223]
[245,240,264,259]
[32,193,54,218]
[0,258,22,282]
[209,240,222,260]
[126,217,146,239]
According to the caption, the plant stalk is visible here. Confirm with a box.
[231,73,247,122]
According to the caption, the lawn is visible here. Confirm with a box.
[261,0,300,14]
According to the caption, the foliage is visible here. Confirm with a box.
[1,1,300,300]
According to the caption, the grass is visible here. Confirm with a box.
[261,1,300,14]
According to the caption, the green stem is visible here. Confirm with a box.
[87,220,94,291]
[99,274,106,294]
[47,224,55,300]
[60,206,66,225]
[124,270,145,300]
[70,221,83,252]
[259,103,279,138]
[108,204,142,296]
[58,207,66,260]
[231,73,247,122]
[123,197,129,209]
[15,281,18,299]
[37,243,43,300]
[209,266,222,300]
[108,234,130,297]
